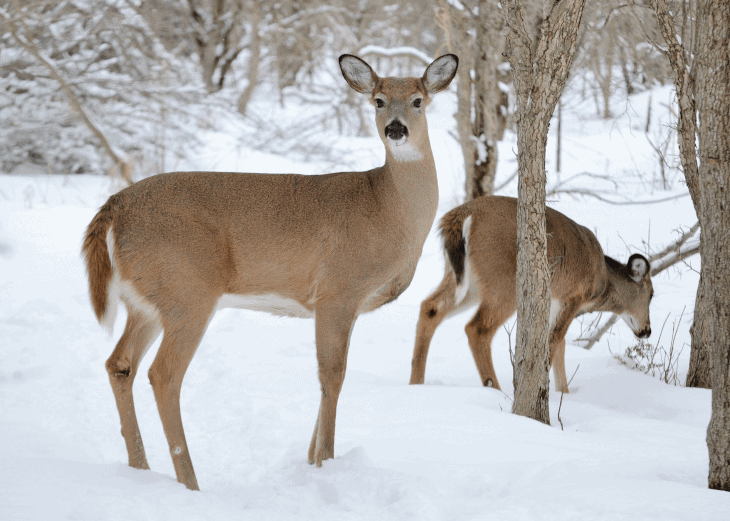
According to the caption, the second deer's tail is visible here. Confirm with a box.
[439,203,474,304]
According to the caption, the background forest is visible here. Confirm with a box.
[0,0,674,182]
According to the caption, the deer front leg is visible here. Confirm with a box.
[308,302,356,466]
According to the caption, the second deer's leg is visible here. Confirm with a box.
[308,301,356,466]
[410,281,458,385]
[549,301,580,393]
[464,304,513,390]
[148,305,214,491]
[105,309,161,470]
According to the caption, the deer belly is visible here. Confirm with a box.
[217,293,313,318]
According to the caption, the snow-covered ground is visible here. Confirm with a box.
[2,84,728,520]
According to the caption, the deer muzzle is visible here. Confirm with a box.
[385,120,408,143]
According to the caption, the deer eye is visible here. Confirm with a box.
[413,98,422,108]
[375,98,385,108]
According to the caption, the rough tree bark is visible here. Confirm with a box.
[503,0,586,424]
[440,0,508,202]
[649,0,710,389]
[446,5,477,198]
[695,0,730,492]
[469,0,508,200]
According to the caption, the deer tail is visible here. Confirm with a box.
[81,196,119,334]
[439,203,474,304]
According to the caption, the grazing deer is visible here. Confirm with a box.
[409,195,653,393]
[82,53,458,490]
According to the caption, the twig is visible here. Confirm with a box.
[558,364,580,431]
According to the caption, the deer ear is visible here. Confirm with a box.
[422,54,458,94]
[339,54,378,94]
[627,254,650,283]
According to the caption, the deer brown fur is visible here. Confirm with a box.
[82,54,458,490]
[409,195,653,392]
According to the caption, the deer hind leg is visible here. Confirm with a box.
[410,279,459,385]
[308,301,356,467]
[464,304,513,390]
[106,308,162,471]
[549,300,580,393]
[148,303,215,491]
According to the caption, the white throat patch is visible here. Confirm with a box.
[388,140,423,162]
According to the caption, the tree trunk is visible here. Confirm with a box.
[468,0,507,200]
[650,0,710,389]
[237,0,261,115]
[513,120,552,423]
[695,0,730,492]
[686,273,712,388]
[503,0,586,424]
[446,5,476,201]
[443,0,507,203]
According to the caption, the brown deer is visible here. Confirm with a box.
[409,195,653,393]
[82,53,458,490]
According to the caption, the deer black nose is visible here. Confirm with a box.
[385,121,408,141]
[638,328,651,339]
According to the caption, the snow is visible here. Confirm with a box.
[2,83,729,520]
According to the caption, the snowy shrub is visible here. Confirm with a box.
[0,0,207,178]
[612,310,686,386]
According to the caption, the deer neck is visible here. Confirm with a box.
[381,133,439,234]
[591,266,627,314]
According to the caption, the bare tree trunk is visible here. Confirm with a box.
[695,0,730,491]
[469,0,507,200]
[650,0,710,388]
[188,0,246,93]
[440,0,507,202]
[503,0,586,424]
[556,97,562,176]
[444,5,477,199]
[686,274,711,388]
[237,0,261,115]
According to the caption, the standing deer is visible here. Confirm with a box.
[82,54,458,490]
[409,196,654,392]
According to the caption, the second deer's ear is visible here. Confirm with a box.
[339,55,378,95]
[627,254,650,283]
[422,54,458,94]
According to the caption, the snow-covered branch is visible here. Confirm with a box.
[357,45,433,66]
